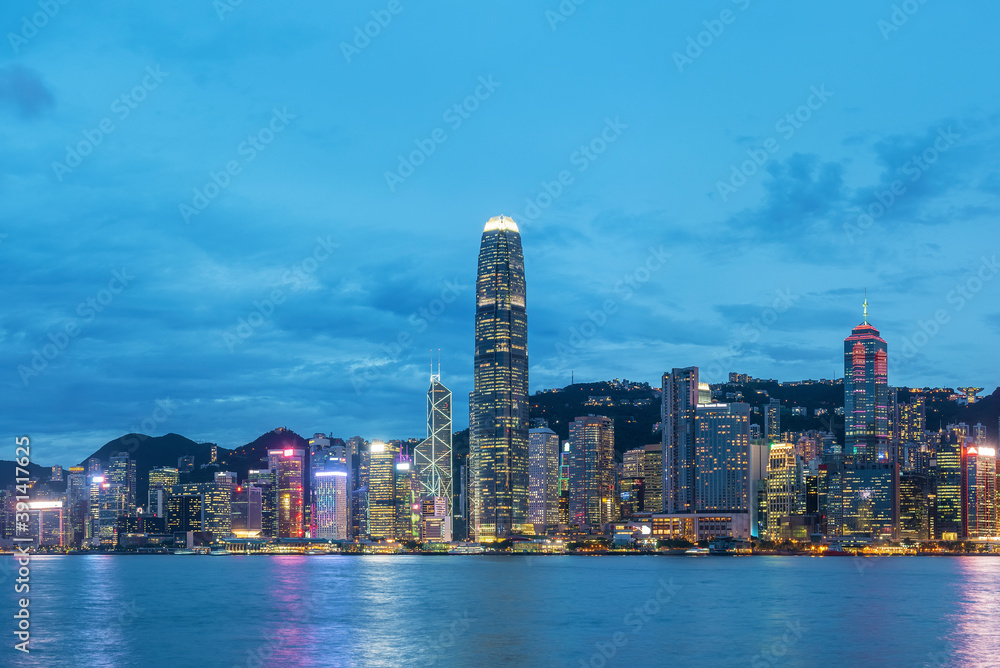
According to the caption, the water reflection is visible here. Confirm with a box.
[950,557,1000,667]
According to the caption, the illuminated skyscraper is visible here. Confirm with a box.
[248,469,275,538]
[694,403,751,513]
[962,445,997,538]
[528,427,561,535]
[173,482,232,538]
[933,434,963,540]
[394,454,418,541]
[166,493,202,534]
[766,443,804,539]
[268,448,305,538]
[414,372,453,535]
[313,470,350,540]
[231,484,263,537]
[642,443,663,513]
[899,395,926,445]
[108,452,137,511]
[26,501,64,547]
[367,441,397,540]
[662,367,699,514]
[844,298,889,460]
[765,399,781,442]
[623,448,644,479]
[824,461,897,539]
[471,215,529,541]
[568,416,615,528]
[899,473,932,540]
[149,466,179,489]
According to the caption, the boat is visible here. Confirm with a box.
[208,549,231,556]
[306,548,327,555]
[172,549,196,555]
[684,548,710,555]
[448,545,485,555]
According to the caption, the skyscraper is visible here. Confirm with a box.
[367,441,397,540]
[623,448,644,479]
[471,215,529,541]
[528,427,561,535]
[662,367,699,514]
[268,448,305,538]
[694,403,751,513]
[394,454,418,541]
[231,484,263,537]
[933,435,963,540]
[312,443,350,541]
[567,416,615,528]
[108,452,136,511]
[642,443,663,513]
[765,399,781,442]
[172,482,232,538]
[844,298,889,460]
[962,444,997,539]
[414,372,453,538]
[766,443,804,539]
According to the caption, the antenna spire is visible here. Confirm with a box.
[863,289,869,325]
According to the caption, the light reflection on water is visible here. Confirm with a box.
[5,554,999,667]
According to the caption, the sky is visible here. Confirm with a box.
[1,2,998,466]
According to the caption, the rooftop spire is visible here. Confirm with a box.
[863,289,868,325]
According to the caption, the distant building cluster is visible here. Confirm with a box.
[5,219,998,554]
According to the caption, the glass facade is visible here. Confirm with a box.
[414,378,453,521]
[567,416,615,528]
[962,446,998,538]
[528,427,561,535]
[367,441,397,540]
[766,443,803,539]
[844,311,889,460]
[933,438,962,539]
[268,448,305,538]
[662,367,699,514]
[471,216,529,541]
[695,403,751,513]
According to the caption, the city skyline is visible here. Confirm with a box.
[10,281,999,470]
[3,3,999,470]
[5,5,1000,666]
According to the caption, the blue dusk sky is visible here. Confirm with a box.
[2,2,998,466]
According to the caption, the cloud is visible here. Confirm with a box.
[0,65,54,119]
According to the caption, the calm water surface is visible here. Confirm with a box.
[5,554,999,667]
